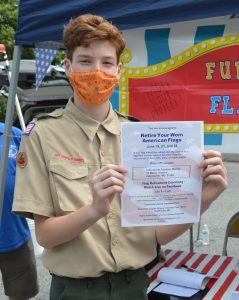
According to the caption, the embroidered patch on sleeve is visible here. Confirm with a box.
[16,152,27,168]
[23,122,35,135]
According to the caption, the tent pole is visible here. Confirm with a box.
[1,46,26,131]
[0,45,22,223]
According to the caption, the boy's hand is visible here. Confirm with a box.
[200,150,227,212]
[90,164,127,218]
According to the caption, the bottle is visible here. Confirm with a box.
[201,224,210,245]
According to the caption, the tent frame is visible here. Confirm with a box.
[0,46,22,223]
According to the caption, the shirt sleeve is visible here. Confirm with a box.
[13,123,55,219]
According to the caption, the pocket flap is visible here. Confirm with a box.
[49,163,88,180]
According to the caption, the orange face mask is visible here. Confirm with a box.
[69,69,120,105]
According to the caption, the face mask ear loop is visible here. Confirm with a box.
[115,67,121,80]
[66,63,73,81]
[116,63,122,76]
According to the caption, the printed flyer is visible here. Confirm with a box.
[121,121,204,227]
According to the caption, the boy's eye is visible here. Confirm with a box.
[80,60,91,63]
[103,62,113,65]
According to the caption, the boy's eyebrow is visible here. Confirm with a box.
[76,54,91,58]
[75,54,91,59]
[76,54,115,60]
[102,56,115,60]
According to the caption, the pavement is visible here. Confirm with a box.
[0,160,239,299]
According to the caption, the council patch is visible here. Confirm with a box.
[16,152,27,168]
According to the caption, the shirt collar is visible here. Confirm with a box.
[65,99,121,141]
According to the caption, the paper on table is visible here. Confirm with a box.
[153,267,210,297]
[154,282,199,298]
[230,291,239,300]
[158,267,208,289]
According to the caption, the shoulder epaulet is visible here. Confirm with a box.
[115,110,140,122]
[127,115,140,122]
[35,108,64,120]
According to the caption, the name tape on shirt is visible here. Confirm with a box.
[54,153,85,163]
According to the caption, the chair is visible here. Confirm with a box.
[222,212,239,255]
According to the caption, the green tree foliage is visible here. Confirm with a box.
[0,95,17,123]
[0,0,64,61]
[0,0,34,59]
[54,51,66,65]
[0,0,64,123]
[0,96,7,122]
[0,0,18,59]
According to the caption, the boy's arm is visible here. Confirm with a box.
[34,164,127,249]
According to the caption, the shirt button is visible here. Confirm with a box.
[112,240,118,247]
[101,150,105,156]
[107,213,113,219]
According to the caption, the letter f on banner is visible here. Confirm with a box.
[210,96,221,113]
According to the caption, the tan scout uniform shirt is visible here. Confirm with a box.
[13,99,157,278]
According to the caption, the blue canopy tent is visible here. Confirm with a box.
[1,0,239,222]
[15,0,239,46]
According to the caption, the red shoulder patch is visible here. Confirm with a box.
[16,152,27,168]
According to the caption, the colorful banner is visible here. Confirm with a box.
[124,39,239,125]
[118,15,239,153]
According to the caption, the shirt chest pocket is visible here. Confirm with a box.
[49,162,92,213]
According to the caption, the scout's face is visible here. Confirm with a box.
[65,39,121,75]
[64,39,122,107]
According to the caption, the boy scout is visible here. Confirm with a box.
[13,14,227,300]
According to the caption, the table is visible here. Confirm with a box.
[147,249,239,300]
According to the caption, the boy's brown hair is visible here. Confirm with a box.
[63,14,125,62]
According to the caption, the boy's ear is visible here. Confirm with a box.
[117,62,122,75]
[64,58,71,76]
